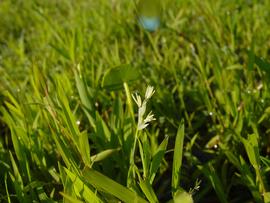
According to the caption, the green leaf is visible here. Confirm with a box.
[51,130,76,169]
[9,151,23,190]
[138,136,151,179]
[168,189,193,203]
[79,131,91,166]
[201,163,228,203]
[242,134,268,200]
[9,172,26,203]
[254,55,270,75]
[59,164,76,203]
[102,64,139,91]
[149,136,168,183]
[4,173,11,203]
[60,192,84,203]
[139,179,158,203]
[82,167,147,203]
[50,43,71,60]
[239,156,262,202]
[242,134,260,168]
[56,82,80,144]
[95,112,112,143]
[90,148,120,163]
[172,120,185,193]
[74,68,93,111]
[1,109,24,164]
[264,192,270,203]
[205,135,219,149]
[64,168,101,203]
[36,186,55,202]
[123,82,135,124]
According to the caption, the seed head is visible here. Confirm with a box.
[132,85,156,131]
[145,86,155,100]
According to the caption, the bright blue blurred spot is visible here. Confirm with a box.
[139,16,160,32]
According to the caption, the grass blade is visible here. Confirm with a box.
[64,168,101,203]
[172,120,185,193]
[149,136,168,183]
[139,179,158,203]
[82,167,148,203]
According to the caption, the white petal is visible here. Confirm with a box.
[145,86,155,100]
[138,123,149,130]
[138,103,146,118]
[144,112,155,123]
[132,93,142,107]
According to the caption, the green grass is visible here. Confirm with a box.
[1,0,270,202]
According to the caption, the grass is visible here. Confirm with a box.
[1,0,270,202]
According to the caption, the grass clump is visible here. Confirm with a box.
[1,0,270,202]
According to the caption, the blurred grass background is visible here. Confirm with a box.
[1,0,270,202]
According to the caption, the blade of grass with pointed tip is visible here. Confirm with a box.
[9,172,27,203]
[139,179,158,203]
[149,136,168,183]
[82,167,148,203]
[201,163,228,203]
[4,173,11,203]
[9,151,23,190]
[91,148,120,163]
[123,82,135,124]
[60,192,84,203]
[239,156,262,202]
[242,134,260,169]
[95,112,112,143]
[1,109,25,164]
[64,168,101,203]
[242,134,268,198]
[138,138,150,179]
[74,69,92,111]
[56,83,80,145]
[79,131,91,166]
[58,163,76,203]
[172,120,185,193]
[47,125,78,170]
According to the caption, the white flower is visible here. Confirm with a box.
[144,111,156,123]
[132,92,142,107]
[137,111,156,130]
[132,86,156,131]
[145,86,155,100]
[138,102,146,118]
[138,122,149,131]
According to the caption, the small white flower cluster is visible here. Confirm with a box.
[132,86,156,130]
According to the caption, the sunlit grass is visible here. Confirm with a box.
[1,0,270,202]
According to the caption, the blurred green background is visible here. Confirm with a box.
[1,0,270,202]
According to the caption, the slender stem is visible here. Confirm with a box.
[123,82,135,125]
[130,128,139,166]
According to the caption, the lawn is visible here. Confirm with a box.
[1,0,270,202]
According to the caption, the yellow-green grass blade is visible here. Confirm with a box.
[82,167,148,203]
[64,168,101,203]
[149,136,168,183]
[172,120,185,193]
[139,179,158,203]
